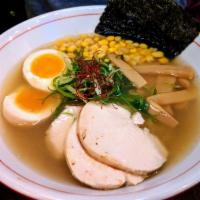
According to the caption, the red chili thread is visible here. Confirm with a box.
[74,57,113,101]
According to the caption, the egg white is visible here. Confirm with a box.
[3,91,59,127]
[23,49,70,92]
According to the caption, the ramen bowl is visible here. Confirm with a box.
[0,6,200,200]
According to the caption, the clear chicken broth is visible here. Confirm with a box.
[1,58,200,185]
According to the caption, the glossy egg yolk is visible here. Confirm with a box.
[15,86,55,113]
[31,54,65,78]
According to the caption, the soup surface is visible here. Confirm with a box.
[1,60,200,185]
[1,35,200,186]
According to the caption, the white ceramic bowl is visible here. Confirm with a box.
[0,6,200,200]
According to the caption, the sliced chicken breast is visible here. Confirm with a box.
[65,122,125,189]
[78,102,168,175]
[125,173,145,186]
[45,106,82,159]
[65,121,144,189]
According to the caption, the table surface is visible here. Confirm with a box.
[0,0,200,199]
[0,182,200,200]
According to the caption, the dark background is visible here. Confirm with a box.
[0,0,199,199]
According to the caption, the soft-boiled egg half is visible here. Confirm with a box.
[23,49,70,92]
[3,85,60,126]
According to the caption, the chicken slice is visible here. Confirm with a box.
[78,102,168,175]
[125,173,145,186]
[65,122,126,189]
[65,121,144,189]
[45,106,82,160]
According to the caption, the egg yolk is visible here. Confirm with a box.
[15,86,55,113]
[31,54,65,78]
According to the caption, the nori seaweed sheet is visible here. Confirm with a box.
[95,0,199,59]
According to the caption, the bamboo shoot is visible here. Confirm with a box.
[147,88,197,105]
[108,54,147,88]
[148,100,178,128]
[133,65,194,80]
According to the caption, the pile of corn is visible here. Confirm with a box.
[55,34,169,65]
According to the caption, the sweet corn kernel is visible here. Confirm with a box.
[159,57,169,64]
[123,55,131,62]
[139,49,149,55]
[90,44,99,51]
[145,55,154,62]
[55,39,65,46]
[120,47,129,54]
[61,43,68,48]
[129,53,136,59]
[101,45,108,51]
[108,47,116,53]
[119,41,126,47]
[93,36,100,42]
[97,47,106,53]
[109,41,117,47]
[99,39,109,46]
[104,58,110,63]
[130,48,137,53]
[84,38,93,44]
[139,43,148,49]
[114,44,121,49]
[115,50,123,55]
[67,45,76,52]
[75,40,81,46]
[107,36,115,41]
[125,40,133,44]
[67,53,75,59]
[85,56,93,60]
[97,52,106,58]
[59,46,67,51]
[126,44,134,49]
[133,42,139,47]
[81,41,89,47]
[115,36,121,41]
[132,55,141,62]
[152,51,164,58]
[83,51,90,58]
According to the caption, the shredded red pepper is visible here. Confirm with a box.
[75,57,113,101]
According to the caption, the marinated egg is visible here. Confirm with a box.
[23,49,70,92]
[3,85,60,126]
